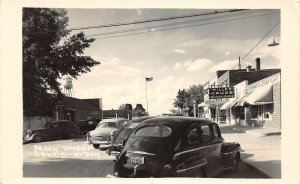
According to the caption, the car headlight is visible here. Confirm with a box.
[27,130,32,136]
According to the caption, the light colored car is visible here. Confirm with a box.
[86,118,127,149]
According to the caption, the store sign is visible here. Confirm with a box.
[246,73,280,93]
[209,87,235,99]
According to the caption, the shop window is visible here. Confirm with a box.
[251,105,263,119]
[251,106,258,118]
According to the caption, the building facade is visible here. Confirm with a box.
[199,58,281,129]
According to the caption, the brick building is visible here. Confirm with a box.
[54,97,103,122]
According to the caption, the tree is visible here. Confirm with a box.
[173,85,204,116]
[23,8,100,116]
[173,89,189,114]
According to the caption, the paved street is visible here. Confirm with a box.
[23,135,267,178]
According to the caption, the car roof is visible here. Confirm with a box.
[51,120,71,123]
[129,116,155,123]
[101,118,127,122]
[139,116,214,128]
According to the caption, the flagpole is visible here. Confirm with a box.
[146,80,148,114]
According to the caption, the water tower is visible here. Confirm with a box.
[64,76,74,97]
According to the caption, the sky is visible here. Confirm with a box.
[60,9,280,116]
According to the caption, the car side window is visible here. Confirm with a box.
[51,123,60,128]
[212,125,221,139]
[200,125,212,144]
[187,127,200,145]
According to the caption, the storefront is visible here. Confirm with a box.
[220,73,281,128]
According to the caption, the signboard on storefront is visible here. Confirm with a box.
[246,73,280,93]
[209,87,235,99]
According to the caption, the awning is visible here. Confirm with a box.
[220,98,240,110]
[235,84,273,106]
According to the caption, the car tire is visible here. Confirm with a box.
[69,132,75,139]
[194,168,205,177]
[93,144,100,149]
[33,135,44,143]
[229,153,240,173]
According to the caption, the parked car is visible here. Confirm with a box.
[112,117,241,178]
[86,118,127,149]
[24,120,81,143]
[107,116,154,156]
[76,119,98,134]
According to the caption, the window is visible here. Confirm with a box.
[97,122,116,128]
[200,125,212,143]
[51,123,61,128]
[135,126,172,137]
[188,128,200,145]
[212,125,221,139]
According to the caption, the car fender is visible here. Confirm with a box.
[32,132,48,140]
[221,142,241,153]
[220,142,241,169]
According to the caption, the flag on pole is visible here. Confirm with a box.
[145,77,153,82]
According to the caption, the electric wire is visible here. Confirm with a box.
[204,20,280,84]
[230,20,280,70]
[86,10,271,38]
[92,12,278,40]
[23,9,247,35]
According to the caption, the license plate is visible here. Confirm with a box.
[130,156,144,164]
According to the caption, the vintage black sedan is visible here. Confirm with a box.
[112,117,241,178]
[24,120,80,143]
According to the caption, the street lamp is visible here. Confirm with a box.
[268,36,280,47]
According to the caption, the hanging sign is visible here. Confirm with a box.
[209,87,235,99]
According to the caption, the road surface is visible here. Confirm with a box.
[23,136,267,178]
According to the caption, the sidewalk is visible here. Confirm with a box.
[219,124,281,178]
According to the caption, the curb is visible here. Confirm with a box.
[240,159,271,178]
[245,130,281,137]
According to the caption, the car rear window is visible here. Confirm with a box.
[97,122,116,128]
[135,126,172,137]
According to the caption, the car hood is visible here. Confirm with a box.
[89,128,117,137]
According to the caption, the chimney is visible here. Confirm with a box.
[256,57,261,71]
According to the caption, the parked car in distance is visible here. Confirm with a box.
[86,118,127,149]
[112,117,241,178]
[107,116,154,156]
[76,119,98,134]
[24,120,80,143]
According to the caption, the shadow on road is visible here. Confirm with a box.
[23,158,114,177]
[219,125,263,134]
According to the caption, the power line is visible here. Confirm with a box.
[23,9,247,35]
[230,20,280,70]
[86,9,263,38]
[204,19,280,84]
[92,12,277,40]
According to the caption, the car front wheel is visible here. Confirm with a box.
[93,144,100,149]
[229,153,240,172]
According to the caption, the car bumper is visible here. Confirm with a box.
[23,135,34,141]
[87,137,112,145]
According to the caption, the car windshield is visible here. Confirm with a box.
[97,121,116,128]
